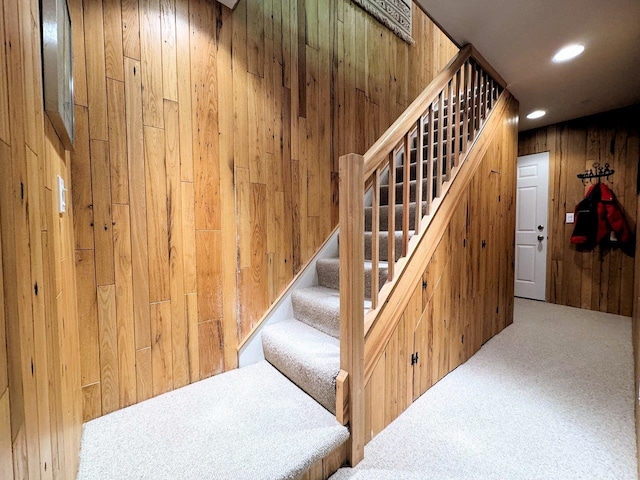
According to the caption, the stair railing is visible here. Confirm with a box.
[337,44,507,465]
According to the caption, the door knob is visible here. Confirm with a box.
[537,225,544,231]
[537,235,544,241]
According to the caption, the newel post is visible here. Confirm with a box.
[339,153,365,466]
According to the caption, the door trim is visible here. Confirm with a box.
[514,151,550,301]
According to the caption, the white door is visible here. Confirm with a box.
[515,152,549,300]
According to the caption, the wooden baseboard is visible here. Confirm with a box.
[295,442,347,480]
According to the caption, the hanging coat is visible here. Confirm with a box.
[570,182,634,254]
[570,184,599,250]
[599,183,632,244]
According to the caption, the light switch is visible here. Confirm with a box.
[58,175,67,214]
[565,212,574,224]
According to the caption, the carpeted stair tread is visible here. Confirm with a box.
[77,360,348,480]
[316,257,389,298]
[262,318,339,414]
[292,286,372,339]
[365,201,427,231]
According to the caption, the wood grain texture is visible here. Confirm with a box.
[0,390,12,479]
[634,177,640,480]
[0,0,84,469]
[139,0,164,128]
[124,57,151,352]
[90,140,115,286]
[107,79,129,204]
[70,106,94,250]
[112,204,136,408]
[97,284,119,414]
[518,105,639,316]
[83,0,108,141]
[339,154,365,465]
[295,442,347,480]
[71,0,457,420]
[365,95,518,442]
[103,0,124,81]
[143,126,170,303]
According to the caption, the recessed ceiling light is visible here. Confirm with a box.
[526,110,546,120]
[552,44,585,63]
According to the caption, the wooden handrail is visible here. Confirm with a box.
[361,44,507,181]
[363,45,470,180]
[364,92,514,382]
[338,44,508,466]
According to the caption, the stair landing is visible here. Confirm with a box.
[77,361,348,480]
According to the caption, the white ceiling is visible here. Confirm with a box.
[415,0,640,131]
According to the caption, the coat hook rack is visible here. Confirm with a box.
[577,162,614,185]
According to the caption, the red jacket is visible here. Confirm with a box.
[570,183,633,251]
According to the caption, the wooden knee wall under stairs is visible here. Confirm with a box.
[314,95,517,476]
[362,94,519,444]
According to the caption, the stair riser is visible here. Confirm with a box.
[291,292,340,339]
[365,202,426,231]
[317,262,388,298]
[338,232,403,261]
[262,320,339,415]
[364,232,403,262]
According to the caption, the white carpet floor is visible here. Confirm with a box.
[77,361,348,480]
[332,298,637,480]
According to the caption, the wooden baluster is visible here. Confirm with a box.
[489,77,494,112]
[436,90,445,197]
[488,77,492,111]
[387,151,395,281]
[483,71,489,121]
[475,65,481,132]
[476,69,481,125]
[461,61,469,156]
[371,168,380,309]
[402,133,411,256]
[479,70,485,125]
[453,68,460,168]
[489,77,494,111]
[480,70,487,126]
[425,105,434,215]
[447,77,454,173]
[339,153,365,466]
[415,116,424,234]
[469,62,477,143]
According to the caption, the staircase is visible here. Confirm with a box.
[261,89,470,411]
[261,131,438,414]
[239,44,509,474]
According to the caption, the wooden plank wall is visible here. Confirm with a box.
[625,107,639,479]
[519,105,640,316]
[70,0,458,420]
[634,197,640,478]
[635,218,640,479]
[0,0,84,475]
[365,97,519,441]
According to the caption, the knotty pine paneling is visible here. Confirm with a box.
[366,97,519,441]
[631,215,640,473]
[70,0,457,420]
[519,105,640,316]
[0,0,83,475]
[634,199,640,477]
